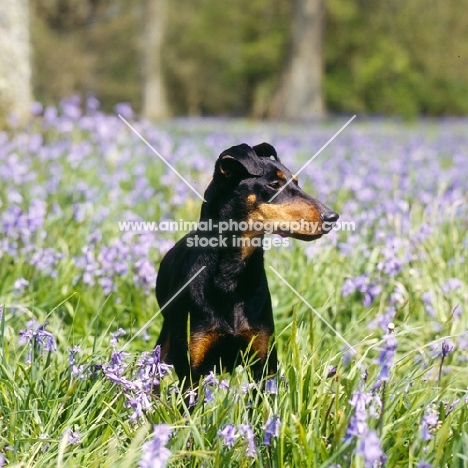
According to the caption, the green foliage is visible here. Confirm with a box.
[324,0,468,117]
[31,0,468,117]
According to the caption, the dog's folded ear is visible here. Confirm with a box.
[253,142,280,162]
[216,143,264,179]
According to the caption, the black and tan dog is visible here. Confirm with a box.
[156,143,338,386]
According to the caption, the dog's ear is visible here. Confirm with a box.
[253,142,280,162]
[216,144,263,179]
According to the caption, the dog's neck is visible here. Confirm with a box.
[195,227,265,293]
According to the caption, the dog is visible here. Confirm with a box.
[155,143,338,385]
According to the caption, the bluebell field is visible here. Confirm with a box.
[0,96,467,467]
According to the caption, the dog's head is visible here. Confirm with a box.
[201,142,339,240]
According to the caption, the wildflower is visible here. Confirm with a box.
[356,430,384,468]
[13,278,29,292]
[139,424,172,468]
[108,349,130,375]
[115,102,134,120]
[342,274,382,307]
[0,304,3,321]
[63,429,81,445]
[238,424,256,457]
[19,321,57,363]
[421,407,439,440]
[442,278,462,293]
[110,328,126,348]
[377,245,403,277]
[68,345,86,379]
[327,365,338,378]
[438,339,454,383]
[218,424,237,448]
[137,346,172,389]
[416,463,432,468]
[375,332,397,382]
[421,291,436,317]
[127,392,153,421]
[441,339,454,358]
[368,307,395,331]
[265,377,278,394]
[263,415,281,445]
[345,391,371,440]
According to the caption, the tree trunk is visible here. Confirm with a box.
[269,0,324,120]
[143,0,170,120]
[0,0,31,126]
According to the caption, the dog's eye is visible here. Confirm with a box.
[267,181,283,190]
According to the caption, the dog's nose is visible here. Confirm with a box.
[321,211,339,223]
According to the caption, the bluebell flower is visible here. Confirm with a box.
[421,408,438,441]
[441,339,454,358]
[265,377,278,394]
[115,102,134,120]
[110,328,126,348]
[127,392,153,421]
[238,424,256,457]
[342,274,382,307]
[263,415,280,445]
[375,332,397,382]
[368,307,395,331]
[442,278,462,293]
[139,424,172,468]
[416,462,432,468]
[63,429,81,446]
[421,291,436,317]
[13,278,29,293]
[356,430,384,468]
[345,391,371,440]
[19,321,57,363]
[218,424,237,448]
[68,345,86,379]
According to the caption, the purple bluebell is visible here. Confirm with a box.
[368,307,395,331]
[342,274,382,307]
[218,424,237,448]
[139,425,172,468]
[263,415,280,445]
[356,430,384,468]
[64,429,81,445]
[238,424,256,457]
[127,392,153,421]
[110,328,126,348]
[375,332,397,382]
[441,339,454,358]
[421,291,436,317]
[265,377,278,394]
[345,391,371,440]
[442,278,462,293]
[13,278,29,292]
[19,321,57,363]
[107,349,130,376]
[115,102,134,120]
[68,345,86,379]
[421,408,439,441]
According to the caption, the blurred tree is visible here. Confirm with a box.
[269,0,324,119]
[142,0,170,119]
[0,0,32,125]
